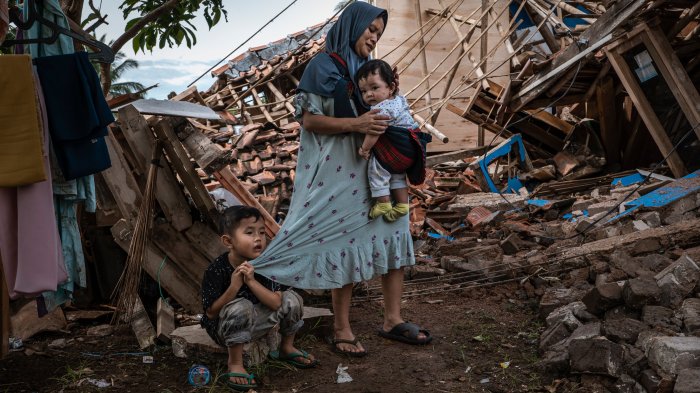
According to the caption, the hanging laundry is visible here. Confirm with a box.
[34,51,114,180]
[0,66,67,299]
[0,0,8,44]
[0,55,47,186]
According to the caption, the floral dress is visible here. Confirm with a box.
[251,92,415,289]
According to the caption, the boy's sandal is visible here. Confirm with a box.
[268,349,320,369]
[326,336,368,357]
[378,321,433,345]
[221,372,257,392]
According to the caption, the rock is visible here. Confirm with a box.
[661,194,698,226]
[605,306,641,321]
[636,330,668,352]
[406,265,446,280]
[642,306,677,330]
[572,198,598,212]
[604,318,648,344]
[539,288,585,319]
[48,338,67,349]
[681,298,700,334]
[570,337,625,377]
[538,346,570,375]
[569,322,602,342]
[540,321,576,352]
[655,255,700,308]
[437,238,479,256]
[646,336,700,376]
[612,373,645,393]
[610,250,647,278]
[588,200,621,216]
[583,282,624,315]
[86,324,114,337]
[448,193,527,213]
[639,211,661,228]
[545,301,586,328]
[574,307,600,323]
[673,368,700,393]
[620,343,647,378]
[637,254,674,273]
[631,237,662,255]
[623,277,662,309]
[499,233,523,255]
[170,324,226,359]
[638,369,662,393]
[462,245,504,279]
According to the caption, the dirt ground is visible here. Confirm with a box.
[0,282,574,393]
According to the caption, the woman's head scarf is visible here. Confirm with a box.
[297,2,387,98]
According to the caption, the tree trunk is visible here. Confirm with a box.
[59,0,83,26]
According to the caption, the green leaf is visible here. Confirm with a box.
[174,28,185,45]
[125,17,142,31]
[132,33,141,54]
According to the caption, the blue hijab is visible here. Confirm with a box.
[297,2,387,99]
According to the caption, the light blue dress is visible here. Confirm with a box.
[252,92,415,289]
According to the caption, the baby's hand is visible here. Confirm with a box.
[358,147,370,160]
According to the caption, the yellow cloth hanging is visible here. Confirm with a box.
[0,54,47,186]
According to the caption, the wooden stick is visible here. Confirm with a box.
[412,112,449,143]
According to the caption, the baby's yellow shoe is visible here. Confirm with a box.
[369,202,393,219]
[384,203,409,222]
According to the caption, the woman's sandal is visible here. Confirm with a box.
[378,321,433,345]
[268,349,320,369]
[221,372,257,392]
[326,336,368,357]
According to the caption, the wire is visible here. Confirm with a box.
[187,0,298,87]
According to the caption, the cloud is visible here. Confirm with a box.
[116,58,219,99]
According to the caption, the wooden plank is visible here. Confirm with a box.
[102,130,143,226]
[596,75,620,165]
[118,105,193,232]
[111,220,201,313]
[512,0,646,109]
[1,257,9,358]
[185,221,227,261]
[156,298,175,344]
[214,167,280,238]
[153,120,218,224]
[129,297,156,349]
[179,125,231,174]
[605,50,687,177]
[426,146,489,167]
[151,220,210,284]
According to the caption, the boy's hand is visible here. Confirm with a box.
[358,147,370,160]
[230,270,244,288]
[237,262,255,283]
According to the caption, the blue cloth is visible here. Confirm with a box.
[34,51,113,180]
[297,2,386,101]
[23,0,74,57]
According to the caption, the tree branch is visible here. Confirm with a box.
[110,0,180,54]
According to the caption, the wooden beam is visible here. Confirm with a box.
[129,297,156,349]
[152,120,218,224]
[118,105,193,231]
[596,75,620,165]
[513,0,647,109]
[606,49,687,177]
[251,88,274,123]
[102,130,143,226]
[426,147,489,167]
[414,0,434,118]
[213,167,280,238]
[156,298,175,343]
[111,219,201,313]
[425,8,481,28]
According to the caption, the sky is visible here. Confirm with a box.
[91,1,340,99]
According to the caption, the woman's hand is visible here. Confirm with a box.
[353,109,390,136]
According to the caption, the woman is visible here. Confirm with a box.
[253,1,431,356]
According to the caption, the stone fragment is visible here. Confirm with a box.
[539,288,585,319]
[681,298,700,334]
[637,254,673,273]
[646,336,700,376]
[638,369,661,393]
[499,233,523,255]
[539,321,575,352]
[604,317,648,344]
[406,265,446,279]
[655,255,700,308]
[588,200,621,216]
[569,337,624,377]
[623,276,661,309]
[571,198,597,212]
[545,301,586,328]
[673,368,700,393]
[538,346,569,374]
[583,282,623,315]
[569,322,602,342]
[631,237,662,255]
[642,305,677,330]
[620,343,647,378]
[612,373,645,393]
[605,306,640,321]
[639,211,661,228]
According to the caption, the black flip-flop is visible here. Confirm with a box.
[326,336,368,357]
[378,322,433,345]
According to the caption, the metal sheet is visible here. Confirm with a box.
[120,99,221,120]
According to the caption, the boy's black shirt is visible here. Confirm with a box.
[200,252,286,335]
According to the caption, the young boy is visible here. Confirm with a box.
[200,205,318,391]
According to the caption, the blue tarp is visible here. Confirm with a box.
[610,170,700,220]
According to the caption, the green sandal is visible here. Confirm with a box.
[268,349,320,369]
[221,372,257,391]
